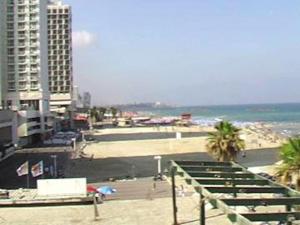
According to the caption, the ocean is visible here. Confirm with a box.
[140,103,300,137]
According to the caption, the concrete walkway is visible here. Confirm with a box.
[0,194,231,225]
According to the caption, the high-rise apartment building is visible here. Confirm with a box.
[0,0,53,146]
[0,0,7,108]
[47,0,73,124]
[0,1,15,152]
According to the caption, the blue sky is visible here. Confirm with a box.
[65,0,300,106]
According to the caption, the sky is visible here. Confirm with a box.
[64,0,300,106]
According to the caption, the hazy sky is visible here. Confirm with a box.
[65,0,300,106]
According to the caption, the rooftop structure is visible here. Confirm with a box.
[170,160,300,225]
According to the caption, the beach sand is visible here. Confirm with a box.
[83,125,282,159]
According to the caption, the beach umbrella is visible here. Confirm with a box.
[97,186,116,195]
[87,184,98,193]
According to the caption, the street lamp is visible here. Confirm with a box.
[50,154,57,178]
[154,155,162,176]
[71,138,76,151]
[81,131,85,142]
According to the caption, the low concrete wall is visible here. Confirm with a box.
[37,178,87,197]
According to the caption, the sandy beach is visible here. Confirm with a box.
[61,124,284,182]
[83,125,283,159]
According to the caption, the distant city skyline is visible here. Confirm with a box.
[65,0,300,106]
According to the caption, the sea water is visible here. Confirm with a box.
[140,103,300,137]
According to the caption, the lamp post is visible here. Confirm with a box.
[154,155,162,176]
[71,137,76,151]
[50,155,57,178]
[81,131,85,142]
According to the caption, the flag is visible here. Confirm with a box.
[31,161,44,177]
[16,161,29,176]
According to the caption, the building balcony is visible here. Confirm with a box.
[18,25,26,30]
[18,86,27,91]
[18,60,27,65]
[29,17,39,23]
[17,10,26,15]
[18,35,26,40]
[18,67,27,72]
[18,18,26,23]
[18,42,26,48]
[8,84,16,91]
[30,26,38,30]
[30,58,37,63]
[18,75,27,81]
[30,71,38,76]
[30,35,38,40]
[7,10,14,15]
[18,0,26,5]
[30,86,39,91]
[7,26,14,31]
[30,78,38,83]
[18,51,28,56]
[19,76,27,82]
[7,68,15,73]
[7,79,15,84]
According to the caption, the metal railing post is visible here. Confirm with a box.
[200,194,205,225]
[171,167,178,225]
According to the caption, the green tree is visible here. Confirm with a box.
[206,121,245,162]
[98,107,107,121]
[110,107,118,118]
[277,138,300,189]
[90,107,99,123]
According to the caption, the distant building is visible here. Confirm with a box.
[82,92,91,108]
[48,0,73,129]
[72,85,83,108]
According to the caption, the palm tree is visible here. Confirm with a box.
[90,107,99,124]
[206,121,245,162]
[277,138,300,190]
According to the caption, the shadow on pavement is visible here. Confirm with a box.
[0,147,280,189]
